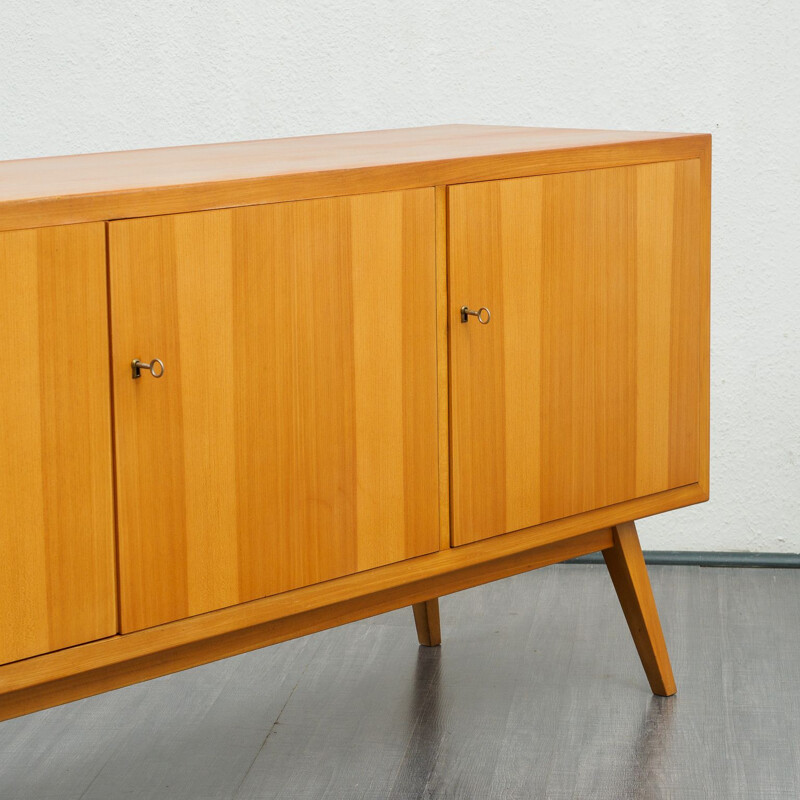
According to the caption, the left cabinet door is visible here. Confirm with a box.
[109,189,439,633]
[0,223,117,665]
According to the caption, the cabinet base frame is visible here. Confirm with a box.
[418,520,676,696]
[0,483,702,722]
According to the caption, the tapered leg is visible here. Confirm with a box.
[412,598,441,647]
[602,521,677,696]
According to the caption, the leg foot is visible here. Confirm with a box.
[412,599,441,647]
[602,521,676,696]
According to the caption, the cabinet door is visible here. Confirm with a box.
[109,189,438,632]
[449,161,704,545]
[0,223,116,664]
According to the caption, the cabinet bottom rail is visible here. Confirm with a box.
[0,496,688,722]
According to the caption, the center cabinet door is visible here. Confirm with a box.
[449,162,703,546]
[109,189,439,632]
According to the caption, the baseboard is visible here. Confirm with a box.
[567,551,800,568]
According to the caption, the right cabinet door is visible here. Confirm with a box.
[449,161,703,546]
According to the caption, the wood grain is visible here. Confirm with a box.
[0,126,709,232]
[0,528,612,721]
[449,160,705,546]
[412,599,442,647]
[0,128,710,719]
[602,521,676,696]
[0,481,705,720]
[0,223,116,665]
[697,137,712,497]
[435,185,451,551]
[108,189,439,632]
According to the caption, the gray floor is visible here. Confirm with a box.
[1,564,799,799]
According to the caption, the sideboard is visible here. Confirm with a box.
[0,125,710,720]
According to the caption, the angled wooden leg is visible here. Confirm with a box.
[412,599,441,647]
[602,521,676,696]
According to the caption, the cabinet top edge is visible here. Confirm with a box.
[0,124,711,232]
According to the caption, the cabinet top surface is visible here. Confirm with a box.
[0,124,709,232]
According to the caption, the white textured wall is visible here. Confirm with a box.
[2,2,799,552]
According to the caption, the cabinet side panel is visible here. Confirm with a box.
[0,223,116,664]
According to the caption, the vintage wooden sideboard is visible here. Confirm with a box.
[0,125,709,720]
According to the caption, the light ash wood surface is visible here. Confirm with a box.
[448,160,704,546]
[0,525,614,721]
[0,125,709,231]
[109,189,439,632]
[603,522,676,696]
[412,599,442,647]
[0,126,710,723]
[0,484,706,720]
[1,564,797,800]
[0,223,116,664]
[434,185,452,552]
